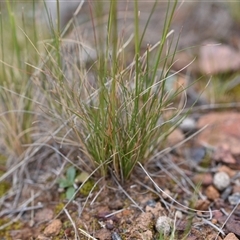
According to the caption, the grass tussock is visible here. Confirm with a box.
[42,0,184,183]
[0,0,184,185]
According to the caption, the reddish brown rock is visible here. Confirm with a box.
[223,233,239,240]
[199,42,240,75]
[194,199,211,211]
[94,228,111,240]
[192,173,213,186]
[218,165,236,178]
[43,219,62,237]
[205,185,220,200]
[197,112,240,155]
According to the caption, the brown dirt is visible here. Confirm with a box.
[1,123,240,240]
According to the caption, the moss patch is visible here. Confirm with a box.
[79,179,96,197]
[0,181,11,197]
[0,218,24,239]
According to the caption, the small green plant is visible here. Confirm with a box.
[58,166,77,200]
[58,166,95,199]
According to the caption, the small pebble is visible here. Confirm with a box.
[162,189,171,200]
[221,186,232,201]
[108,199,124,210]
[194,199,210,211]
[211,218,217,224]
[175,210,183,219]
[43,219,62,237]
[223,233,239,240]
[155,216,172,236]
[228,192,240,205]
[180,117,196,132]
[190,147,206,164]
[145,199,157,208]
[106,222,114,230]
[213,172,230,191]
[111,231,122,240]
[126,219,132,224]
[205,185,220,200]
[192,173,213,186]
[218,165,236,178]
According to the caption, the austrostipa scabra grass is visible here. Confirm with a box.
[41,0,187,184]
